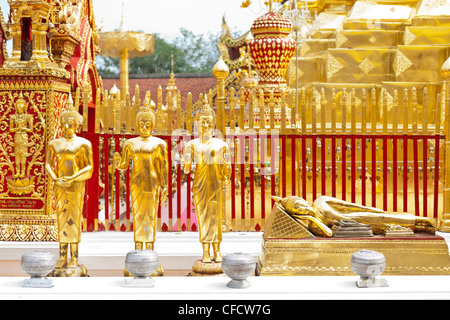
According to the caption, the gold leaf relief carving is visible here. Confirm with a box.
[335,32,348,48]
[359,58,376,75]
[393,50,414,77]
[403,28,416,45]
[326,53,344,80]
[300,43,310,56]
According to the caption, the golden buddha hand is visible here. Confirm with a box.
[160,187,168,204]
[55,177,71,188]
[112,151,122,168]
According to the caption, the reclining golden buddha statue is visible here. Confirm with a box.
[271,195,437,237]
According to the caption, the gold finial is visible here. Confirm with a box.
[212,55,229,80]
[119,1,127,32]
[167,54,177,91]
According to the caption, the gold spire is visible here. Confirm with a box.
[166,54,177,92]
[119,1,127,32]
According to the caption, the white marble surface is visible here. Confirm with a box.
[2,275,450,300]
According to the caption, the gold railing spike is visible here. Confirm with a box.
[361,88,367,134]
[393,89,398,135]
[95,88,101,134]
[186,92,193,133]
[423,86,428,134]
[403,88,409,134]
[331,88,336,134]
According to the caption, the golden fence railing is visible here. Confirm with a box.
[78,80,446,232]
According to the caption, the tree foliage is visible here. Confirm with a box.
[96,28,221,76]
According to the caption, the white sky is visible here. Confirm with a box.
[0,0,277,41]
[94,0,271,40]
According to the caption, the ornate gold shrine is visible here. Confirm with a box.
[0,0,101,241]
[256,203,450,275]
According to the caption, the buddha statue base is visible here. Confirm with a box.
[188,259,224,277]
[256,204,450,276]
[49,264,88,277]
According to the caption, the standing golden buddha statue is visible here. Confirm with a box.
[184,97,231,275]
[10,92,33,179]
[45,94,94,277]
[113,103,169,251]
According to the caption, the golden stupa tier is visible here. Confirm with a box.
[404,27,450,45]
[394,45,450,82]
[287,0,450,93]
[288,55,327,86]
[335,29,403,48]
[326,48,395,83]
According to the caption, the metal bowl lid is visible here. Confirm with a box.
[21,250,55,262]
[222,252,256,266]
[125,249,158,262]
[351,249,385,264]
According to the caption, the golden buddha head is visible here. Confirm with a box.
[15,92,27,114]
[60,93,83,137]
[194,97,215,137]
[136,103,155,137]
[272,195,316,216]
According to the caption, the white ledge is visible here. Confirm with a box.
[2,275,450,300]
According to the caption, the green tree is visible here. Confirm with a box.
[96,29,221,76]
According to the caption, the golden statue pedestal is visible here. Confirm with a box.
[49,265,88,278]
[256,204,450,276]
[188,260,224,277]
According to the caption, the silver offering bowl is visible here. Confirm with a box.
[221,252,256,289]
[123,250,159,287]
[21,250,56,279]
[350,249,388,288]
[125,249,159,278]
[21,251,56,287]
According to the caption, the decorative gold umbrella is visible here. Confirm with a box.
[99,7,154,99]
